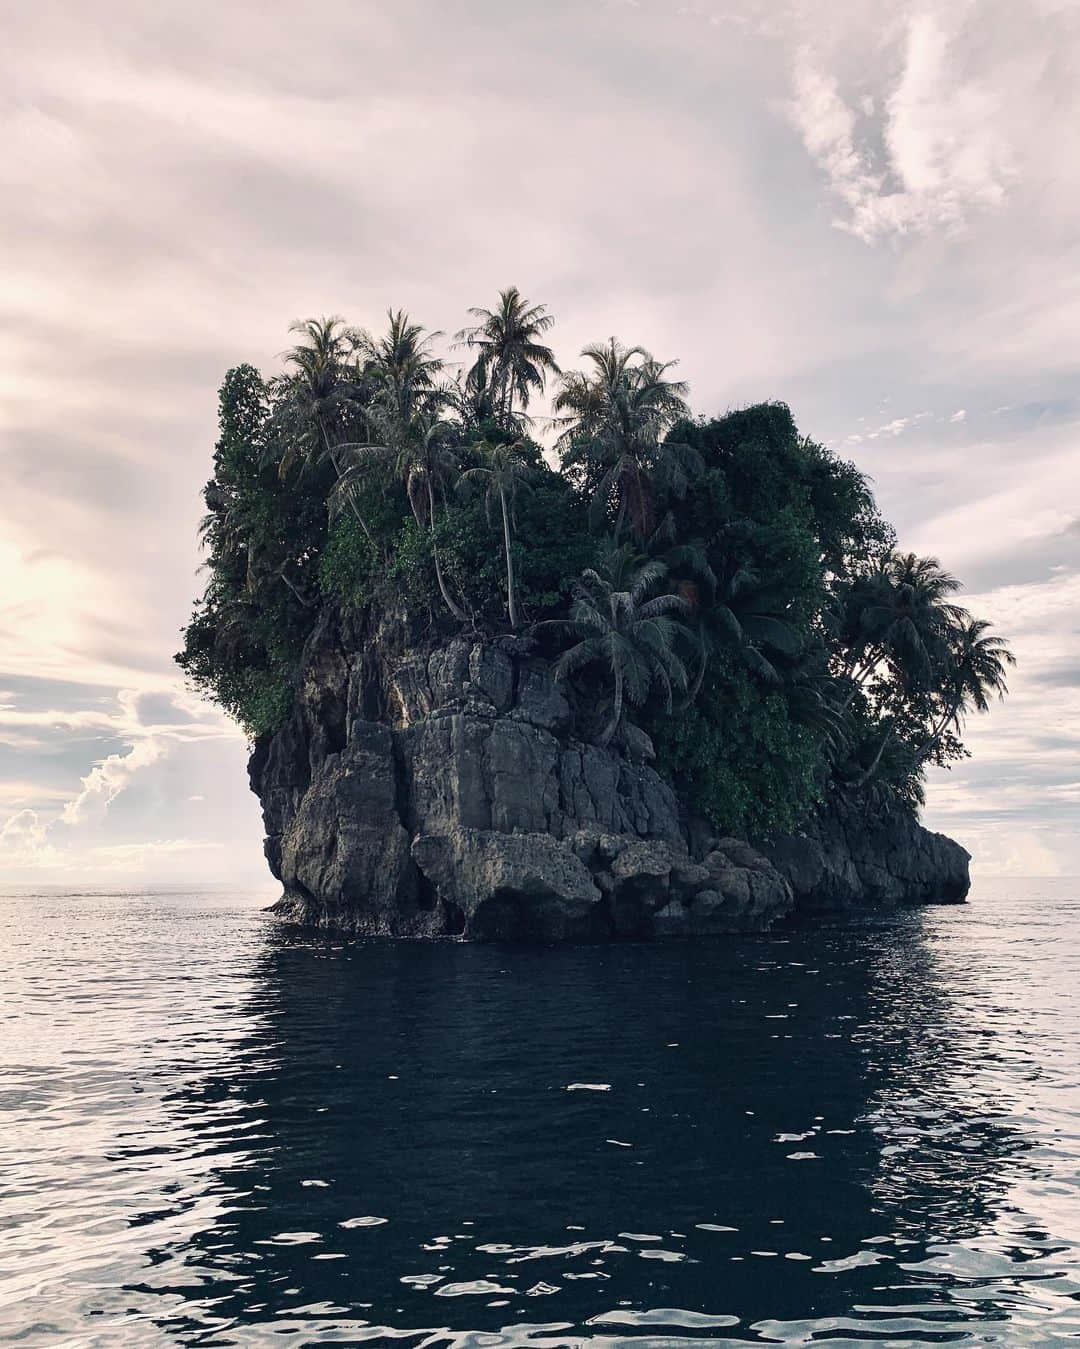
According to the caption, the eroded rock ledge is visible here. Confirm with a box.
[249,607,969,942]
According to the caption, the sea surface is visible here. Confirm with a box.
[0,880,1077,1347]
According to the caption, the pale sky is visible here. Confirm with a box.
[2,0,1078,885]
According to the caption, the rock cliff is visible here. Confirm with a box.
[249,606,970,941]
[760,798,970,912]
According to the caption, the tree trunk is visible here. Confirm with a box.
[850,723,894,789]
[841,649,880,709]
[501,362,513,424]
[499,485,519,629]
[913,700,960,765]
[278,568,314,608]
[630,461,651,541]
[427,476,467,622]
[602,656,624,746]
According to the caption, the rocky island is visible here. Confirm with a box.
[179,293,1009,941]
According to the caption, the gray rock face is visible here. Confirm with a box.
[249,609,793,941]
[250,606,969,941]
[760,798,971,912]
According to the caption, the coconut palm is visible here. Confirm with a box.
[455,288,560,424]
[914,617,1014,764]
[839,551,968,704]
[458,439,534,628]
[329,313,466,621]
[445,352,503,433]
[683,563,804,702]
[360,309,444,444]
[274,315,362,478]
[547,547,693,745]
[268,315,387,546]
[553,339,699,540]
[333,415,465,622]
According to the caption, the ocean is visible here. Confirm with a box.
[0,879,1077,1345]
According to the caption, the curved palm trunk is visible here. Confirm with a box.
[850,722,894,790]
[426,475,467,623]
[841,647,881,709]
[498,484,519,629]
[601,655,624,746]
[913,700,960,765]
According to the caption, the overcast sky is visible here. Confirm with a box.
[2,0,1078,886]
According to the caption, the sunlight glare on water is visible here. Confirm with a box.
[0,879,1077,1345]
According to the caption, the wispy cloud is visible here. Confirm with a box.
[786,5,1061,243]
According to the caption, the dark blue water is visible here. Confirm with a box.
[0,881,1077,1345]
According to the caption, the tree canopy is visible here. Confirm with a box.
[178,293,1012,839]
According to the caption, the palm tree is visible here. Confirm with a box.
[914,617,1014,764]
[546,547,693,746]
[360,309,444,443]
[335,416,465,622]
[330,312,466,622]
[458,439,534,628]
[553,339,699,540]
[682,562,804,702]
[455,287,560,424]
[445,352,502,433]
[274,316,361,478]
[839,551,968,704]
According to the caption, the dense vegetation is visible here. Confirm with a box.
[178,290,1012,839]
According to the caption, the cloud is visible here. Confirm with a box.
[0,809,65,869]
[60,736,168,827]
[2,0,1080,878]
[0,674,247,874]
[845,411,931,444]
[787,4,1071,244]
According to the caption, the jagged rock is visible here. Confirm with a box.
[712,837,776,871]
[621,721,657,762]
[653,900,692,937]
[512,663,571,733]
[760,798,970,911]
[250,608,969,943]
[411,829,601,941]
[610,839,675,893]
[271,723,434,937]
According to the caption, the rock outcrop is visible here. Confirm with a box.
[249,605,969,942]
[249,606,794,940]
[760,798,970,913]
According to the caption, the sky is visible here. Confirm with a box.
[1,0,1078,886]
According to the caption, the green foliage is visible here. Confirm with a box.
[652,650,823,837]
[178,306,1010,833]
[176,364,327,736]
[177,594,301,738]
[318,515,378,607]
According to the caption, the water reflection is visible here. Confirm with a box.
[120,895,1078,1345]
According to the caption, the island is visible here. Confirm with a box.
[178,292,1012,941]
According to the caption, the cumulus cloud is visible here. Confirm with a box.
[0,809,65,870]
[60,737,167,827]
[0,676,245,874]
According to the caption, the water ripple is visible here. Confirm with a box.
[0,880,1077,1344]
